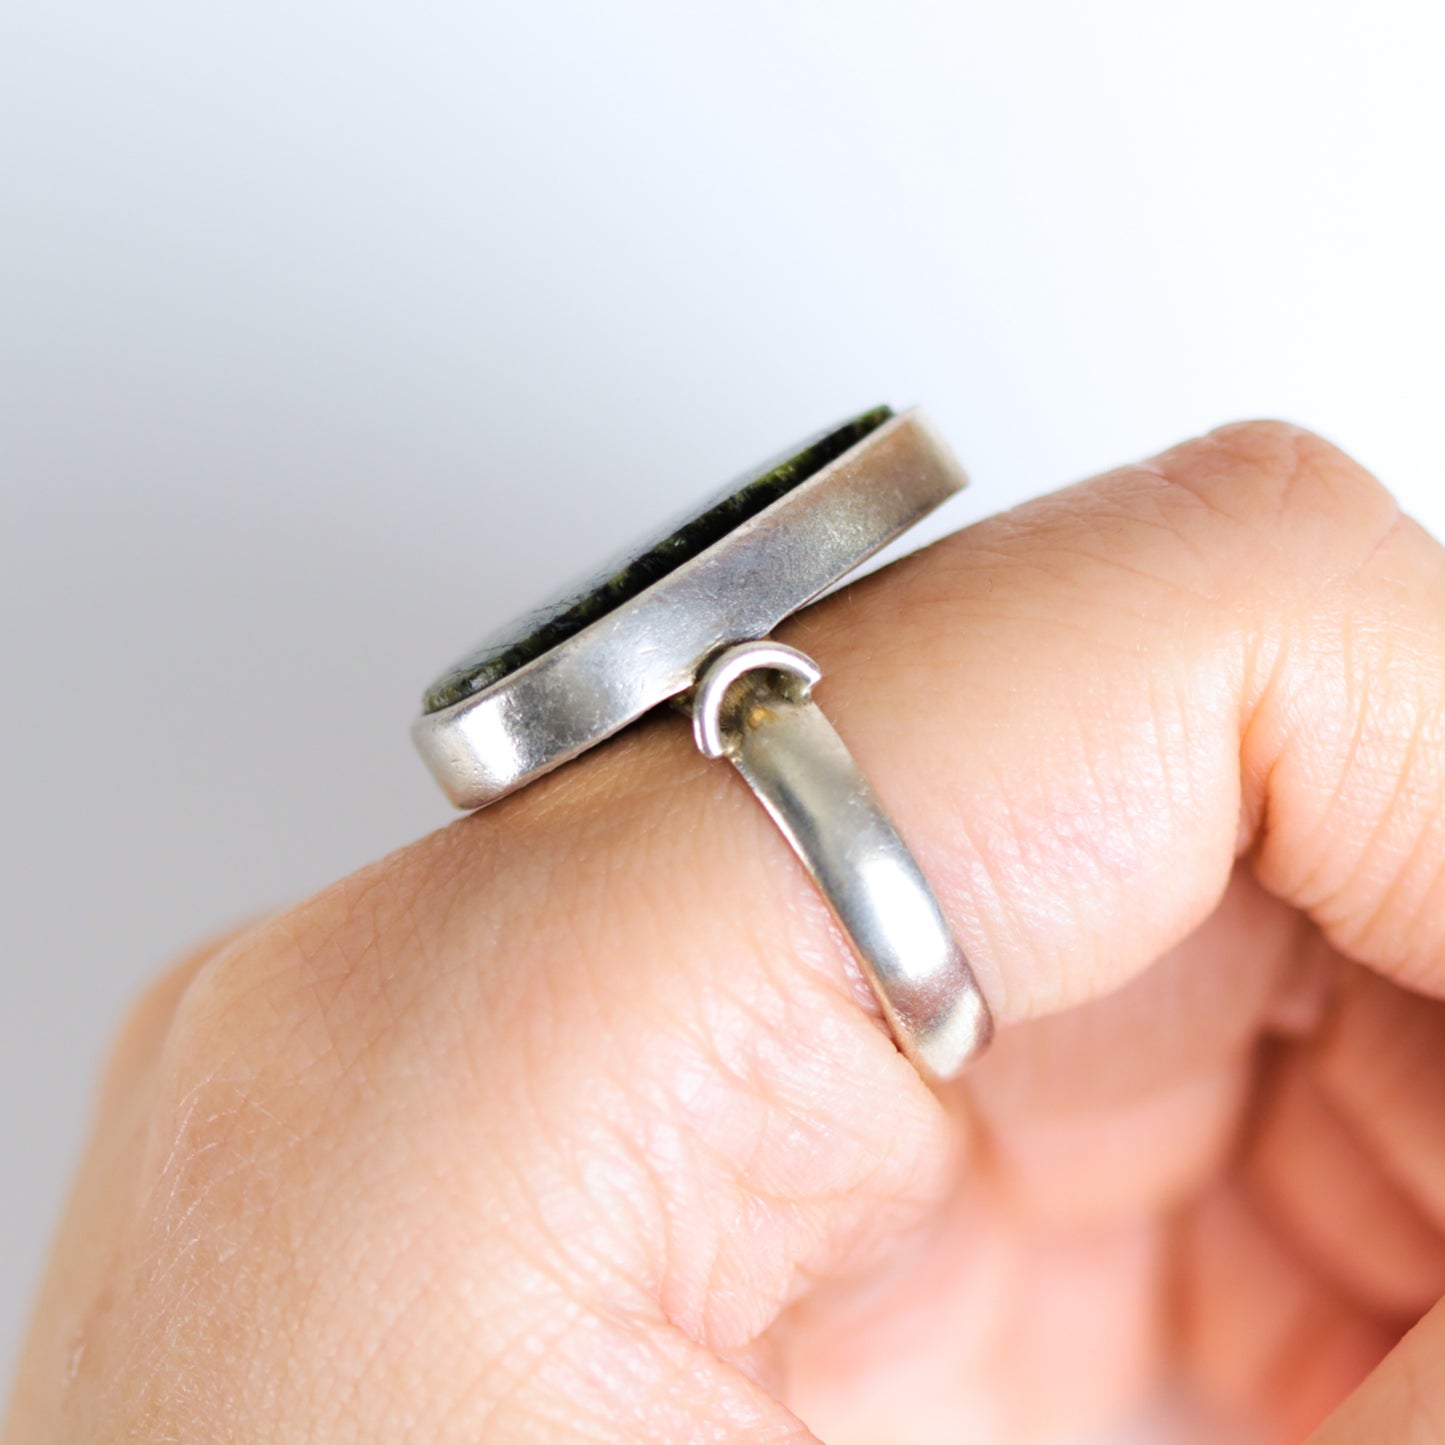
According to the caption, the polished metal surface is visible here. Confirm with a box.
[689,640,822,760]
[689,641,994,1082]
[413,408,967,809]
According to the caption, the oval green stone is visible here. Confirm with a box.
[421,406,894,715]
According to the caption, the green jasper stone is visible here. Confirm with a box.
[421,405,894,714]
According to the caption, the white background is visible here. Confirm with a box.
[2,0,1442,1430]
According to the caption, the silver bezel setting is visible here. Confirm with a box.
[412,408,968,810]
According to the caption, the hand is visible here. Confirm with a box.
[8,421,1445,1444]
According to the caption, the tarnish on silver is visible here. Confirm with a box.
[413,409,966,810]
[688,641,993,1082]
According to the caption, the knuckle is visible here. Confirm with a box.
[143,929,305,1187]
[1151,418,1400,548]
[158,848,436,1099]
[95,921,269,1116]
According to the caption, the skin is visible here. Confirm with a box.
[7,420,1445,1442]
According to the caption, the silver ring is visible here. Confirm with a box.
[411,406,994,1081]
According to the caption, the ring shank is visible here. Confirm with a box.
[691,643,993,1082]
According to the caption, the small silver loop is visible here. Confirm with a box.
[689,640,993,1082]
[690,641,822,758]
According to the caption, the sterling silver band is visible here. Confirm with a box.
[688,641,992,1082]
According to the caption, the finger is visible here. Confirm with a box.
[41,420,1445,1441]
[1295,973,1445,1443]
[788,418,1445,1016]
[1241,1043,1445,1319]
[1180,1181,1398,1442]
[1309,963,1445,1231]
[783,867,1318,1440]
[1307,1294,1445,1443]
[966,867,1301,1229]
[782,1190,1167,1445]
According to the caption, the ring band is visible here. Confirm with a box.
[687,641,992,1080]
[411,406,994,1081]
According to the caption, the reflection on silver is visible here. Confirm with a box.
[688,641,993,1082]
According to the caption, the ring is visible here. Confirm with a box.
[411,406,994,1081]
